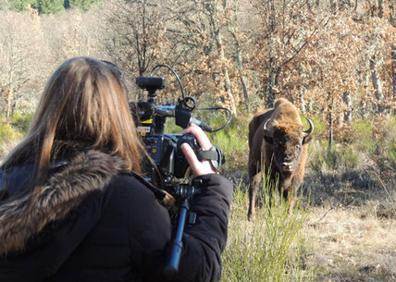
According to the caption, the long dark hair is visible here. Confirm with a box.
[2,57,143,188]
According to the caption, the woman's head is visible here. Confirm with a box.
[4,57,143,182]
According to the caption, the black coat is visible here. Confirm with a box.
[0,150,233,282]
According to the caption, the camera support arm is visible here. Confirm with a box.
[163,183,201,278]
[163,198,189,277]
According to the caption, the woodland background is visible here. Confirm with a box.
[1,0,396,281]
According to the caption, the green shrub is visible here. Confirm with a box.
[10,112,33,133]
[337,147,360,169]
[0,123,22,142]
[210,116,250,170]
[380,116,396,167]
[309,115,326,140]
[309,141,361,173]
[350,119,376,154]
[0,122,23,159]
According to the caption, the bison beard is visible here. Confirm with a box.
[247,98,313,221]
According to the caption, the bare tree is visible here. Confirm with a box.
[164,0,240,114]
[390,0,396,26]
[204,0,237,115]
[0,11,45,119]
[392,45,396,100]
[41,8,107,63]
[369,56,385,113]
[226,0,250,111]
[342,91,353,122]
[104,0,168,77]
[250,0,329,107]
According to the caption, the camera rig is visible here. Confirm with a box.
[132,66,231,190]
[131,64,232,277]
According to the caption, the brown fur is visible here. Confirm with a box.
[247,98,312,220]
[0,150,126,256]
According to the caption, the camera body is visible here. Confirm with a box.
[142,133,199,187]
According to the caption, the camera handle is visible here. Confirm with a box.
[163,184,200,278]
[163,198,189,277]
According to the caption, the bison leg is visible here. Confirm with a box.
[287,192,296,215]
[247,173,262,221]
[278,185,294,214]
[284,186,298,215]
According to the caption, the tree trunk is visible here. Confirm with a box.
[5,88,13,120]
[369,57,384,113]
[377,0,383,18]
[306,0,312,12]
[266,63,276,108]
[342,91,352,123]
[207,1,237,116]
[227,0,249,111]
[307,99,313,112]
[392,45,396,100]
[238,65,249,111]
[353,0,358,12]
[329,0,337,13]
[299,86,306,114]
[233,37,249,111]
[390,0,396,26]
[327,95,334,151]
[265,0,277,108]
[216,31,237,116]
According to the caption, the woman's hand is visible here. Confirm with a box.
[180,124,216,177]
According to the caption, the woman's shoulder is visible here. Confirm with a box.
[105,173,171,238]
[108,173,156,200]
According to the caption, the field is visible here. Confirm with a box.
[220,170,396,281]
[213,116,396,282]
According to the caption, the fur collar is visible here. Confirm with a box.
[0,150,125,256]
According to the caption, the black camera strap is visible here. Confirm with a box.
[196,146,224,171]
[127,172,176,207]
[196,148,218,161]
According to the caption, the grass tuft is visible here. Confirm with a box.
[221,180,312,282]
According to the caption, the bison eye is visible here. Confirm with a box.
[295,144,301,150]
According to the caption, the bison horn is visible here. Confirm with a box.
[263,119,274,144]
[303,117,314,135]
[263,119,271,134]
[302,117,314,144]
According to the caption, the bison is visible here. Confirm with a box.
[247,98,313,220]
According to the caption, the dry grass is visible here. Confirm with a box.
[221,162,396,282]
[304,205,396,281]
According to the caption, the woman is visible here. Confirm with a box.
[0,57,233,282]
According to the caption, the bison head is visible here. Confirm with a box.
[263,117,313,175]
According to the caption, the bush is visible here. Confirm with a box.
[350,119,376,154]
[10,112,33,133]
[378,116,396,168]
[210,115,250,170]
[309,115,326,140]
[0,112,32,159]
[309,141,362,173]
[221,181,311,281]
[0,122,22,142]
[0,122,23,159]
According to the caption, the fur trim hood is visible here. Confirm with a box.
[0,150,125,256]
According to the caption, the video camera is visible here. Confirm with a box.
[130,65,232,276]
[131,68,230,193]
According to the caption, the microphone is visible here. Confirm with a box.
[190,117,213,132]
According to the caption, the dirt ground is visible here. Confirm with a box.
[305,206,396,281]
[302,168,396,281]
[226,165,396,281]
